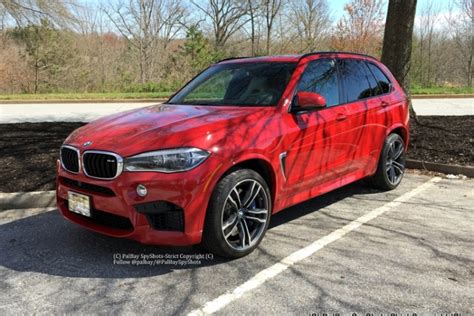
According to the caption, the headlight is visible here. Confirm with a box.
[124,148,210,173]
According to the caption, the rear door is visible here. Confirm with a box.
[363,61,397,168]
[337,58,387,172]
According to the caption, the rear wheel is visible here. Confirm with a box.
[369,133,406,190]
[202,169,271,258]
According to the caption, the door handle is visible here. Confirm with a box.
[336,113,347,121]
[380,101,389,107]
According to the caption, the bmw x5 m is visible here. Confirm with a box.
[57,52,409,258]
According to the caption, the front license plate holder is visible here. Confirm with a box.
[68,191,91,217]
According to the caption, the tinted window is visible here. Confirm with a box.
[339,59,373,102]
[168,62,296,106]
[361,62,380,97]
[366,62,392,95]
[296,59,339,106]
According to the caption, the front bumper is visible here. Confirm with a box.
[56,159,221,246]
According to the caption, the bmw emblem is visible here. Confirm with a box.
[83,141,93,147]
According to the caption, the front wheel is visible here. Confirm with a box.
[202,169,272,258]
[369,133,406,190]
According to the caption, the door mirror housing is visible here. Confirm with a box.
[293,91,327,112]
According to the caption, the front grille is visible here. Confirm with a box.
[60,146,80,173]
[135,201,185,231]
[60,177,115,196]
[83,151,122,180]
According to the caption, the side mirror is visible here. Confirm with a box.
[293,91,326,111]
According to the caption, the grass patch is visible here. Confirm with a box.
[0,92,172,101]
[410,86,473,95]
[0,86,473,102]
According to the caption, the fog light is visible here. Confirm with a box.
[136,184,147,197]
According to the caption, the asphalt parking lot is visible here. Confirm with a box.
[0,173,472,315]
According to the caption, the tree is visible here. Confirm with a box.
[247,0,260,56]
[381,0,417,91]
[289,0,331,52]
[104,0,185,83]
[8,19,75,93]
[104,0,154,83]
[412,0,440,87]
[381,0,417,119]
[1,0,471,95]
[180,25,219,74]
[331,0,385,56]
[191,0,249,49]
[446,0,473,87]
[262,0,282,54]
[0,0,74,26]
[0,5,7,32]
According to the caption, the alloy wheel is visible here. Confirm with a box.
[385,138,405,186]
[221,179,270,251]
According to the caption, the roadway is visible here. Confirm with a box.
[0,98,472,123]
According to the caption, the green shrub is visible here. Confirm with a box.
[124,80,184,93]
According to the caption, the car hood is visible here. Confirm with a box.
[65,103,271,157]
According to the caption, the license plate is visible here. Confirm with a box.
[68,191,91,217]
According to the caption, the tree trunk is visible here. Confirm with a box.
[248,0,256,56]
[381,0,418,121]
[34,58,39,94]
[467,54,472,87]
[266,25,271,55]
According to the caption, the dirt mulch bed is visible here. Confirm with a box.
[0,116,472,193]
[0,122,85,192]
[409,116,473,165]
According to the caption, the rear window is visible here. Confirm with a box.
[366,62,392,95]
[338,59,374,102]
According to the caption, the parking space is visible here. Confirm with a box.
[0,173,472,315]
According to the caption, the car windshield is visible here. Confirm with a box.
[167,62,296,106]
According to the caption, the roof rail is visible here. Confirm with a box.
[299,51,379,61]
[217,56,252,63]
[216,51,379,64]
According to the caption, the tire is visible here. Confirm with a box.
[202,169,272,258]
[368,133,406,191]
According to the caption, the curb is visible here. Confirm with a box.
[406,159,473,177]
[0,190,56,211]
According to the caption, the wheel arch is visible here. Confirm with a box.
[220,157,278,208]
[369,124,408,176]
[387,124,409,149]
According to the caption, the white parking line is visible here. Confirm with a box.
[188,177,442,316]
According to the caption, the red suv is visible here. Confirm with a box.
[57,52,409,258]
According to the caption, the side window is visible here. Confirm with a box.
[339,59,374,102]
[361,62,380,97]
[296,59,339,107]
[366,62,392,95]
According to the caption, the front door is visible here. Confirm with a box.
[281,58,354,197]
